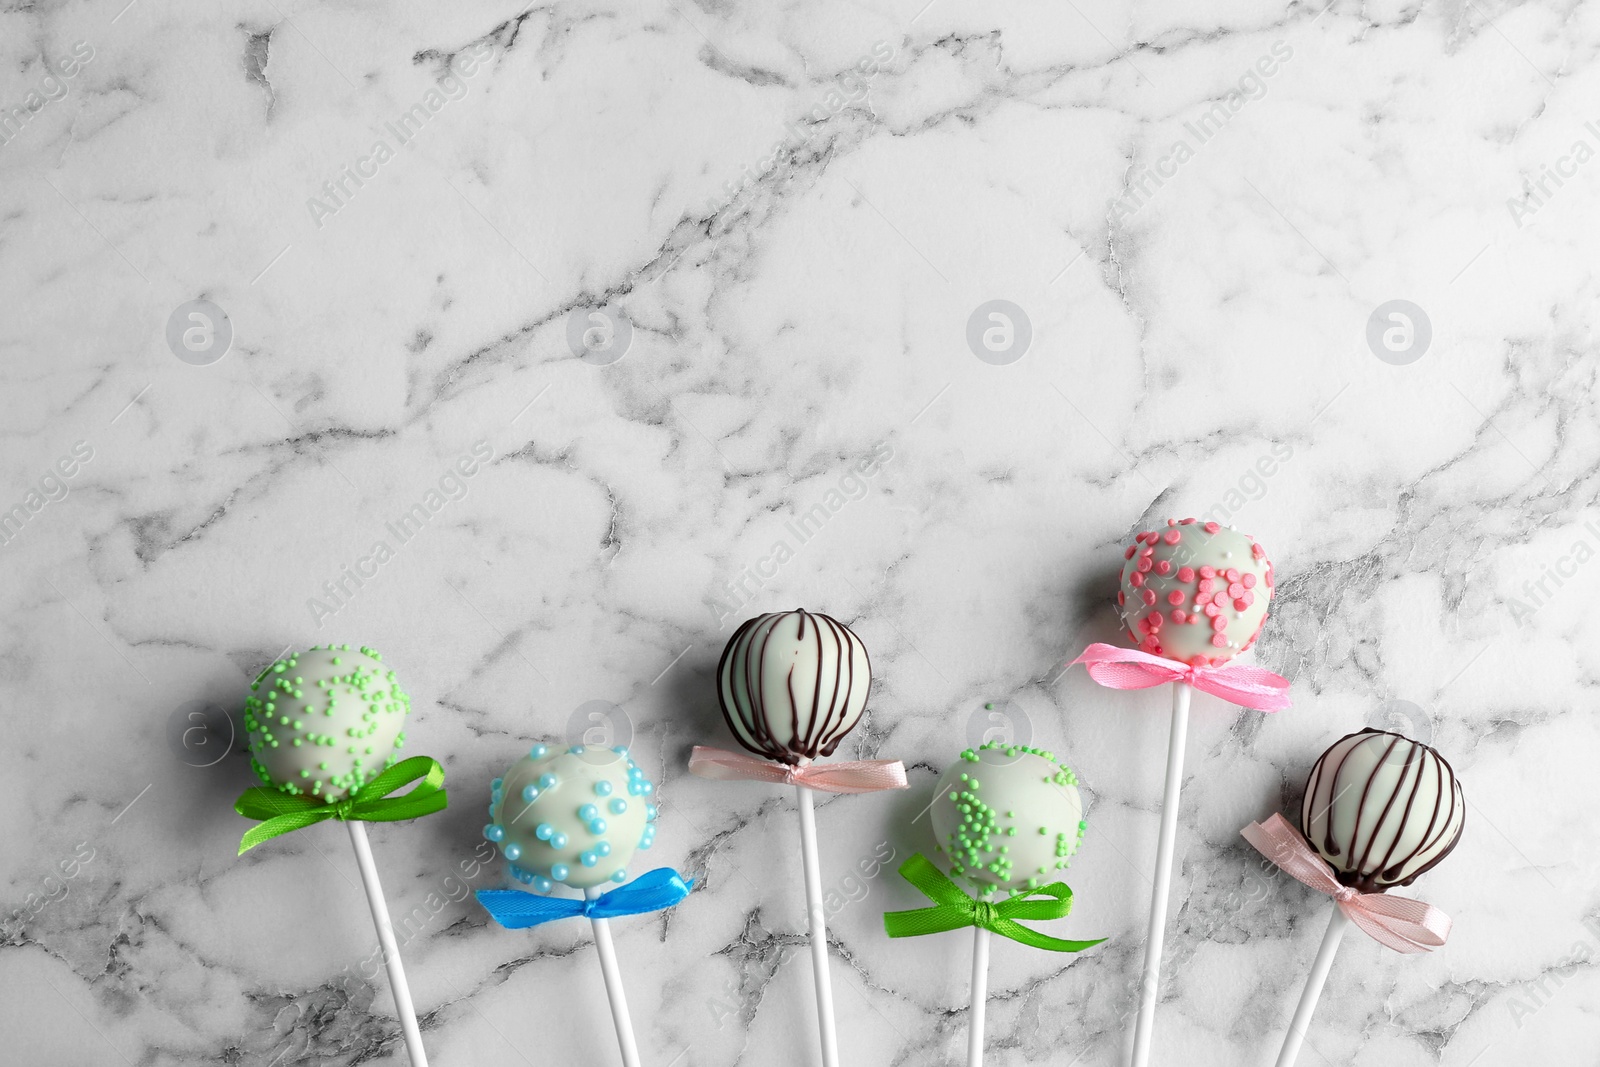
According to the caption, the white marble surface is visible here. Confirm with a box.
[1,0,1595,1064]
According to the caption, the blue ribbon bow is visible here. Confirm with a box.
[476,868,692,929]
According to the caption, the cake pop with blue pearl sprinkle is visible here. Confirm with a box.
[484,743,659,891]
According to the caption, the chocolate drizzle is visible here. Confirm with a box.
[716,609,872,765]
[1299,727,1465,892]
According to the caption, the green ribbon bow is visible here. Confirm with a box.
[883,853,1106,952]
[233,756,449,855]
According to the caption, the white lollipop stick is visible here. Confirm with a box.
[967,923,992,1067]
[346,821,430,1067]
[584,886,643,1067]
[795,782,840,1067]
[1129,679,1191,1067]
[1275,907,1350,1067]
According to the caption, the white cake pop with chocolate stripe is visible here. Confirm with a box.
[717,609,872,765]
[1301,728,1465,892]
[1117,518,1275,668]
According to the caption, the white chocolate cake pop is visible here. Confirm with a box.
[930,741,1087,894]
[717,609,871,765]
[484,745,659,891]
[243,645,409,801]
[1117,518,1274,667]
[1300,728,1465,892]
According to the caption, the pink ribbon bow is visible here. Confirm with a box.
[1070,643,1291,711]
[688,746,909,794]
[1242,813,1451,954]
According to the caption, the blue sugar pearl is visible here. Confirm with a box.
[551,832,568,849]
[609,798,627,815]
[579,804,598,821]
[488,803,498,817]
[628,765,643,779]
[551,863,570,881]
[646,804,658,822]
[596,841,611,857]
[491,777,503,792]
[588,819,607,835]
[627,782,643,796]
[569,745,585,755]
[522,784,539,803]
[594,781,612,797]
[611,869,627,883]
[503,843,522,861]
[530,744,548,758]
[535,823,554,841]
[539,773,557,789]
[612,745,627,755]
[533,876,553,894]
[484,824,505,842]
[518,869,535,885]
[638,781,654,796]
[580,852,598,867]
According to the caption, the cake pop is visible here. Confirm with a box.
[690,609,906,1067]
[1243,728,1462,1067]
[887,741,1102,1067]
[1073,518,1290,1067]
[233,644,448,1067]
[476,745,688,1067]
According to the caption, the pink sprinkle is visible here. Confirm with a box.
[1225,568,1240,582]
[1239,591,1255,607]
[1137,557,1153,573]
[1203,522,1220,534]
[1142,546,1155,557]
[1234,598,1249,612]
[1198,578,1215,594]
[1252,543,1266,560]
[1129,572,1145,588]
[1199,566,1216,579]
[1181,517,1197,525]
[1163,530,1182,545]
[1195,592,1212,606]
[1170,610,1186,624]
[1188,653,1209,666]
[1211,615,1227,632]
[1117,590,1126,605]
[1155,560,1172,576]
[1211,634,1229,647]
[1166,590,1184,605]
[1146,611,1163,629]
[1177,566,1195,582]
[1167,518,1179,526]
[1204,604,1220,618]
[1138,531,1156,544]
[1241,573,1256,589]
[1265,568,1274,589]
[1228,582,1245,598]
[1142,589,1157,606]
[1125,545,1137,560]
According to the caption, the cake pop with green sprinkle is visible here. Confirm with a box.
[929,740,1087,894]
[243,644,410,803]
